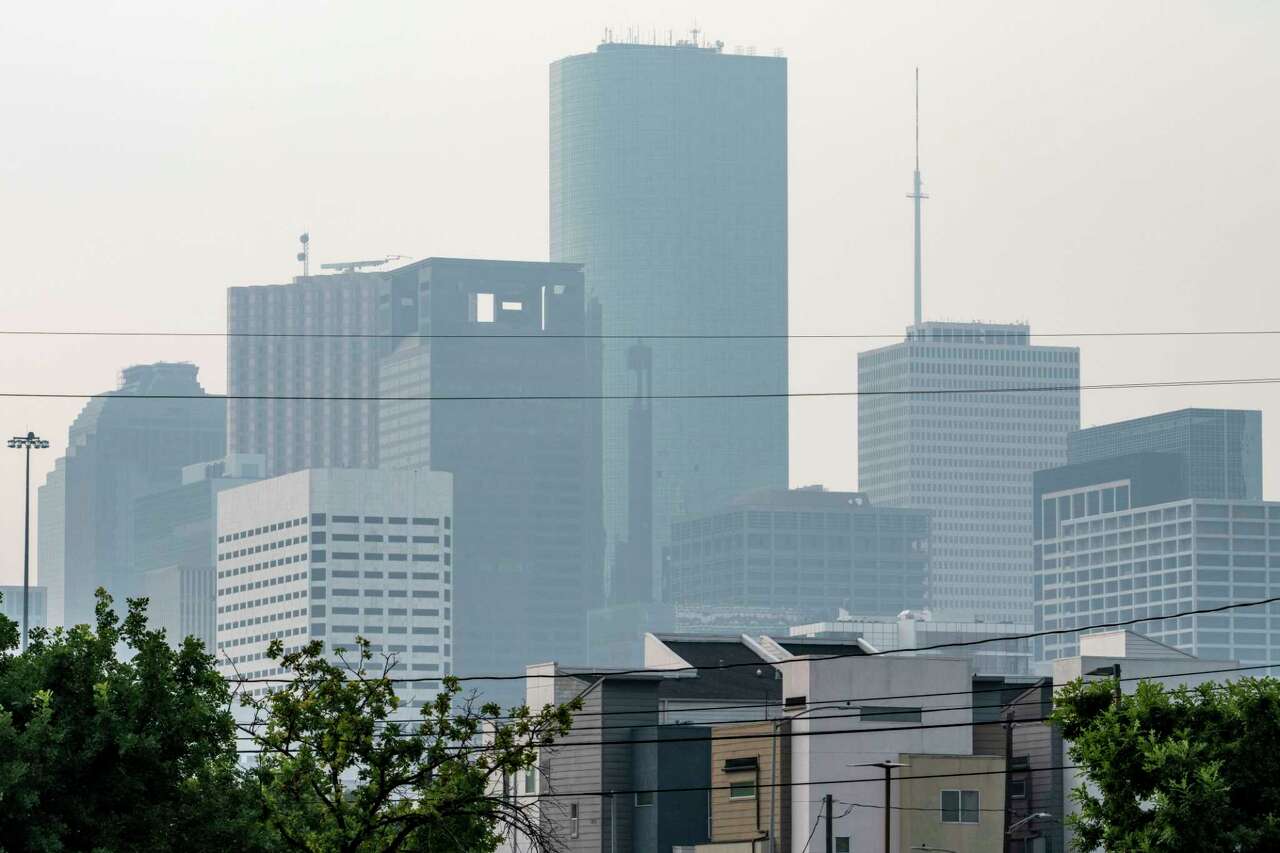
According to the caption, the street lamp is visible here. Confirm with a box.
[1008,812,1054,834]
[773,700,853,852]
[865,760,909,853]
[912,845,958,853]
[7,431,49,651]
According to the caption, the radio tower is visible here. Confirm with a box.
[908,68,929,326]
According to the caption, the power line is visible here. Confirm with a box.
[4,375,1280,405]
[1,327,1277,341]
[222,592,1280,685]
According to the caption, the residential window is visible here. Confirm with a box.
[941,789,980,824]
[1009,778,1027,799]
[635,791,655,807]
[569,804,579,839]
[858,706,922,723]
[523,768,537,794]
[835,839,851,853]
[729,781,756,800]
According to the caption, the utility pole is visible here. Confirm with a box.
[824,792,834,853]
[1002,707,1015,853]
[8,431,49,651]
[875,760,907,853]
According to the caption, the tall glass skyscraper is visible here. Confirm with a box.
[550,38,789,603]
[1068,408,1262,500]
[858,322,1080,622]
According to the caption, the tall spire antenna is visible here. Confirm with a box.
[908,68,929,326]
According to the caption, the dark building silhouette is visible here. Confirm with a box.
[38,363,226,628]
[377,258,604,694]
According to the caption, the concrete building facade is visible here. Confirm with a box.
[215,468,453,708]
[858,321,1080,622]
[551,38,790,607]
[37,363,226,628]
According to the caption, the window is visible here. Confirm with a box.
[728,781,756,800]
[941,789,980,824]
[835,839,851,853]
[1009,779,1027,799]
[858,705,922,723]
[569,804,579,839]
[523,768,537,794]
[635,791,654,807]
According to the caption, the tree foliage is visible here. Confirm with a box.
[238,637,580,853]
[0,589,271,852]
[1052,675,1280,852]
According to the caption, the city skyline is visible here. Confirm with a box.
[2,3,1279,591]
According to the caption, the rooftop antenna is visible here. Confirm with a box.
[297,232,310,277]
[690,23,700,47]
[907,68,929,326]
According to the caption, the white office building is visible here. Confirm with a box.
[858,321,1080,622]
[216,468,453,707]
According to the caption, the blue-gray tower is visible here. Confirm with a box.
[550,36,790,603]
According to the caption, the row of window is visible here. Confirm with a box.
[218,553,307,580]
[315,513,448,527]
[219,515,308,543]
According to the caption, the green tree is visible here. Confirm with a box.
[239,636,581,853]
[0,588,272,853]
[1052,675,1280,852]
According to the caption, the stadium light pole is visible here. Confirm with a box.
[8,431,49,650]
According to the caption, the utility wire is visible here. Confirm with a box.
[223,592,1280,684]
[10,376,1279,405]
[1,327,1277,341]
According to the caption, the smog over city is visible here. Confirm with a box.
[0,3,1277,852]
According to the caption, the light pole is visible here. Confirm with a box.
[774,700,852,852]
[873,760,908,853]
[1007,812,1054,853]
[7,431,49,651]
[912,845,958,853]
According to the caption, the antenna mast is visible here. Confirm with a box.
[297,232,310,277]
[907,68,929,326]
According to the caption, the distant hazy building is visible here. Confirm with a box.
[858,322,1080,622]
[0,585,47,636]
[1034,448,1280,664]
[375,257,603,695]
[1069,408,1262,500]
[789,609,1033,675]
[551,38,789,606]
[663,486,930,620]
[216,468,453,707]
[37,363,226,628]
[226,270,414,476]
[133,454,263,648]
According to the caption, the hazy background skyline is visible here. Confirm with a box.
[2,1,1277,585]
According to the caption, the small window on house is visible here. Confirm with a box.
[941,789,980,824]
[523,768,537,794]
[501,300,523,311]
[835,839,851,853]
[858,705,922,723]
[635,791,655,807]
[474,292,495,323]
[569,803,579,838]
[728,781,756,800]
[1009,779,1027,799]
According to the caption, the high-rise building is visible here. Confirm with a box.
[663,486,930,620]
[1068,408,1262,500]
[376,257,603,692]
[1033,449,1280,664]
[37,363,226,628]
[0,585,47,636]
[226,270,415,476]
[550,38,789,605]
[132,454,264,648]
[858,322,1080,621]
[215,468,453,707]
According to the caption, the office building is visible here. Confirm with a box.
[551,37,790,606]
[1068,408,1262,500]
[789,609,1034,675]
[858,322,1080,621]
[663,486,930,621]
[37,363,226,628]
[215,467,453,707]
[376,257,603,693]
[0,585,47,635]
[1033,448,1280,664]
[132,454,264,648]
[226,269,415,477]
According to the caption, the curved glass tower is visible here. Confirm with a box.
[551,39,789,602]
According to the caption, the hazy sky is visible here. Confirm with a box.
[1,1,1277,586]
